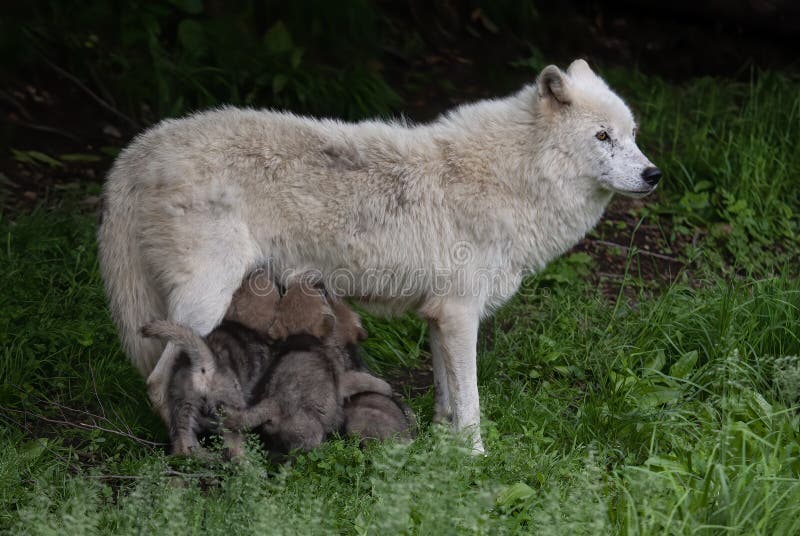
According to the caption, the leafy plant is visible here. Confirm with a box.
[9,1,403,124]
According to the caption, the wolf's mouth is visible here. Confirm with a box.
[612,185,657,198]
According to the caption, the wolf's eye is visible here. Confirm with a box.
[595,131,609,141]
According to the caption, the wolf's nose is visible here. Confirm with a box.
[642,167,662,186]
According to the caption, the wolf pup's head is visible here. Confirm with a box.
[535,59,661,198]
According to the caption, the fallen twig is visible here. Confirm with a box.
[1,88,85,143]
[589,238,683,263]
[85,469,218,480]
[6,383,146,443]
[8,119,84,143]
[0,412,82,472]
[40,56,138,129]
[0,405,166,448]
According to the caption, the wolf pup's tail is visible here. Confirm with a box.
[140,321,217,379]
[97,152,166,377]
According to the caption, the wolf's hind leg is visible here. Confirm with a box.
[146,225,258,421]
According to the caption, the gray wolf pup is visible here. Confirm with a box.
[144,275,391,457]
[140,319,263,458]
[343,392,416,444]
[99,59,660,453]
[224,284,393,456]
[139,275,330,457]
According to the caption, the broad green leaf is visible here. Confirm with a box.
[643,350,666,375]
[694,180,713,191]
[567,252,593,265]
[669,350,698,379]
[12,149,63,168]
[496,482,535,508]
[59,153,103,163]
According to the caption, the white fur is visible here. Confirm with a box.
[98,60,657,453]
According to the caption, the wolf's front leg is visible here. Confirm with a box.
[430,303,483,454]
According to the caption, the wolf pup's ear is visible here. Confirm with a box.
[356,325,368,342]
[536,65,571,106]
[308,312,335,340]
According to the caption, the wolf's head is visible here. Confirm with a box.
[533,59,660,198]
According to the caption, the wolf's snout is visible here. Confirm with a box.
[642,167,662,186]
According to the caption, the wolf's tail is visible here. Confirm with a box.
[140,321,217,376]
[97,158,166,376]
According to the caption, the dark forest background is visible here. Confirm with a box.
[1,1,798,187]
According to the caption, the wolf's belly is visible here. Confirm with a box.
[254,233,433,312]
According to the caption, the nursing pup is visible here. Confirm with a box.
[140,319,266,458]
[144,274,393,457]
[343,392,416,444]
[140,276,283,457]
[224,282,393,456]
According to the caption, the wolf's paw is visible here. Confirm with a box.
[469,438,486,456]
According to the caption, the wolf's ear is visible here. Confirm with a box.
[567,59,594,78]
[537,65,571,105]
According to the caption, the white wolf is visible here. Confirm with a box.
[98,59,660,453]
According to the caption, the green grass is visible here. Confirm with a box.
[613,70,800,273]
[1,71,799,534]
